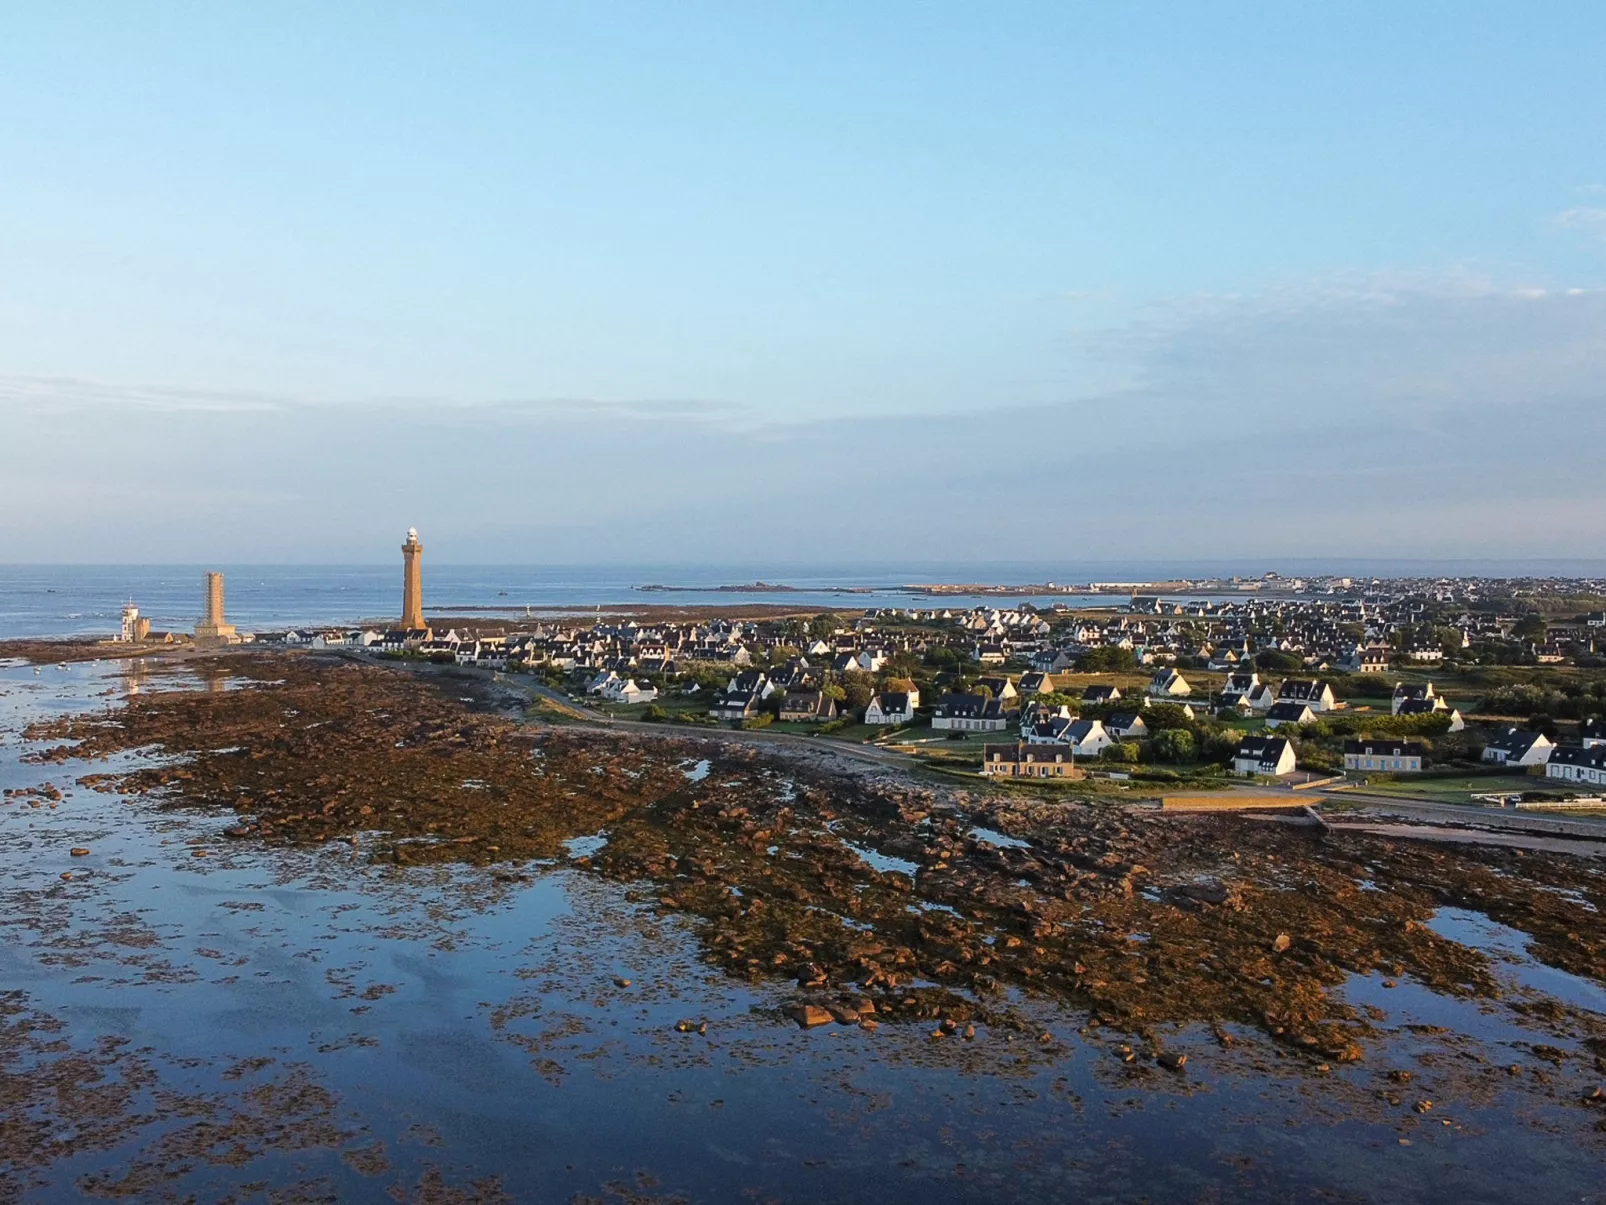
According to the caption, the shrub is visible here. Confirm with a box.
[1151,728,1196,764]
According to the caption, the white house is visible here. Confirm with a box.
[600,677,657,705]
[933,694,1013,732]
[1017,672,1054,696]
[976,676,1018,702]
[1245,682,1278,712]
[1221,671,1261,705]
[1276,679,1336,713]
[1104,712,1148,739]
[726,670,776,700]
[1022,714,1109,754]
[1391,682,1443,715]
[1020,717,1110,756]
[474,643,509,670]
[1148,669,1192,698]
[1231,735,1296,777]
[1546,744,1606,786]
[1481,728,1554,767]
[710,689,762,722]
[864,690,918,725]
[1059,719,1113,757]
[1339,644,1392,673]
[1263,701,1315,729]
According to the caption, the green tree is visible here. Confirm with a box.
[1151,728,1196,764]
[1255,649,1303,673]
[1144,702,1193,731]
[884,652,924,679]
[1077,647,1137,673]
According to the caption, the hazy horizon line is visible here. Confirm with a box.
[6,558,1606,573]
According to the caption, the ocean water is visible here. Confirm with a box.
[6,558,1606,642]
[0,563,1115,640]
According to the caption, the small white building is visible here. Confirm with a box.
[1481,728,1554,767]
[1104,712,1148,739]
[1148,668,1191,698]
[1546,744,1606,785]
[601,678,658,705]
[1263,701,1315,729]
[932,694,1012,732]
[864,690,918,725]
[1231,736,1296,777]
[1276,679,1336,713]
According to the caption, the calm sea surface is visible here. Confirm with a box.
[6,559,1606,641]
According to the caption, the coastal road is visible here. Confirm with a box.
[583,716,917,772]
[492,672,920,773]
[1319,789,1606,841]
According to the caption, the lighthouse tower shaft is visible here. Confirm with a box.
[195,572,236,642]
[401,530,426,630]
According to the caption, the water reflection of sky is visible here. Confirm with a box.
[1427,906,1606,1014]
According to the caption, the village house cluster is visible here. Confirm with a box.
[237,572,1606,791]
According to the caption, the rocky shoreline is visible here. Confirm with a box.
[13,651,1604,1108]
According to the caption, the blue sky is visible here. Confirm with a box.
[2,3,1604,562]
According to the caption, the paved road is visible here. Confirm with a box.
[1320,789,1606,840]
[588,718,916,770]
[505,677,919,772]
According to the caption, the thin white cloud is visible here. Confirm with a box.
[0,373,753,426]
[0,374,293,414]
[4,270,1605,563]
[1554,206,1606,243]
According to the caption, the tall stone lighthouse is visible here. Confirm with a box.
[401,528,426,630]
[195,572,237,643]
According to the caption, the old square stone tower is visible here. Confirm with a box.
[401,528,426,630]
[194,572,237,643]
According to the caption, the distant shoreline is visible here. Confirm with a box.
[636,582,876,595]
